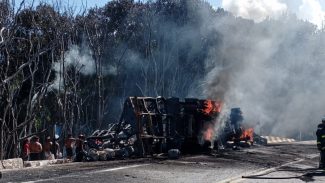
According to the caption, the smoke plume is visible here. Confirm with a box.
[201,1,325,139]
[297,0,325,28]
[51,44,95,91]
[221,0,287,22]
[222,0,325,28]
[70,0,325,139]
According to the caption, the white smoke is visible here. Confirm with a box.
[198,2,325,138]
[64,44,96,75]
[221,0,287,22]
[221,0,325,28]
[51,44,95,91]
[297,0,325,28]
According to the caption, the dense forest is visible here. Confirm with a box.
[1,0,325,159]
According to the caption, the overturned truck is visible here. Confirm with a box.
[87,97,266,159]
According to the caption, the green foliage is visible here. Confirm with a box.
[34,116,41,131]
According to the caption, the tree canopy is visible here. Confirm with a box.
[0,0,324,159]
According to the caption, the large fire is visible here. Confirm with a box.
[201,100,222,142]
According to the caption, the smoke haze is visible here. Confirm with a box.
[297,0,325,28]
[202,1,325,138]
[105,1,325,139]
[46,0,325,138]
[221,0,287,23]
[51,44,95,91]
[221,0,325,28]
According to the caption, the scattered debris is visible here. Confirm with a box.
[83,97,267,161]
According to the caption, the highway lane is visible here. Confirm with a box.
[1,142,323,183]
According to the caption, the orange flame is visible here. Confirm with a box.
[203,100,222,115]
[240,128,254,142]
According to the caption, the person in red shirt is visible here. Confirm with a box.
[21,138,30,161]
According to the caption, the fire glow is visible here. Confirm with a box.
[240,128,254,142]
[203,124,214,141]
[203,100,222,115]
[202,100,223,142]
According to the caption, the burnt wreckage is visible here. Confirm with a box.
[86,97,266,159]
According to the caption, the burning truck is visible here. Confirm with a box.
[84,97,266,160]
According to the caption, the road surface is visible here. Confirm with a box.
[1,141,324,183]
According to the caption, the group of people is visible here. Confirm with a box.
[65,134,86,161]
[15,119,325,167]
[21,134,86,161]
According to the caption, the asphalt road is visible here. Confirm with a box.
[1,141,325,183]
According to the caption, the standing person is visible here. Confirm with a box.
[51,136,61,159]
[43,136,54,160]
[21,138,30,161]
[316,117,325,169]
[64,134,75,160]
[29,136,42,161]
[75,134,85,162]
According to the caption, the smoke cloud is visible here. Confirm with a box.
[51,44,95,91]
[64,44,96,75]
[221,0,325,28]
[297,0,325,28]
[201,3,325,139]
[93,0,325,139]
[221,0,287,22]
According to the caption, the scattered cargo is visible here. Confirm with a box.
[83,97,267,161]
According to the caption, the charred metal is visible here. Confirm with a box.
[84,97,266,161]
